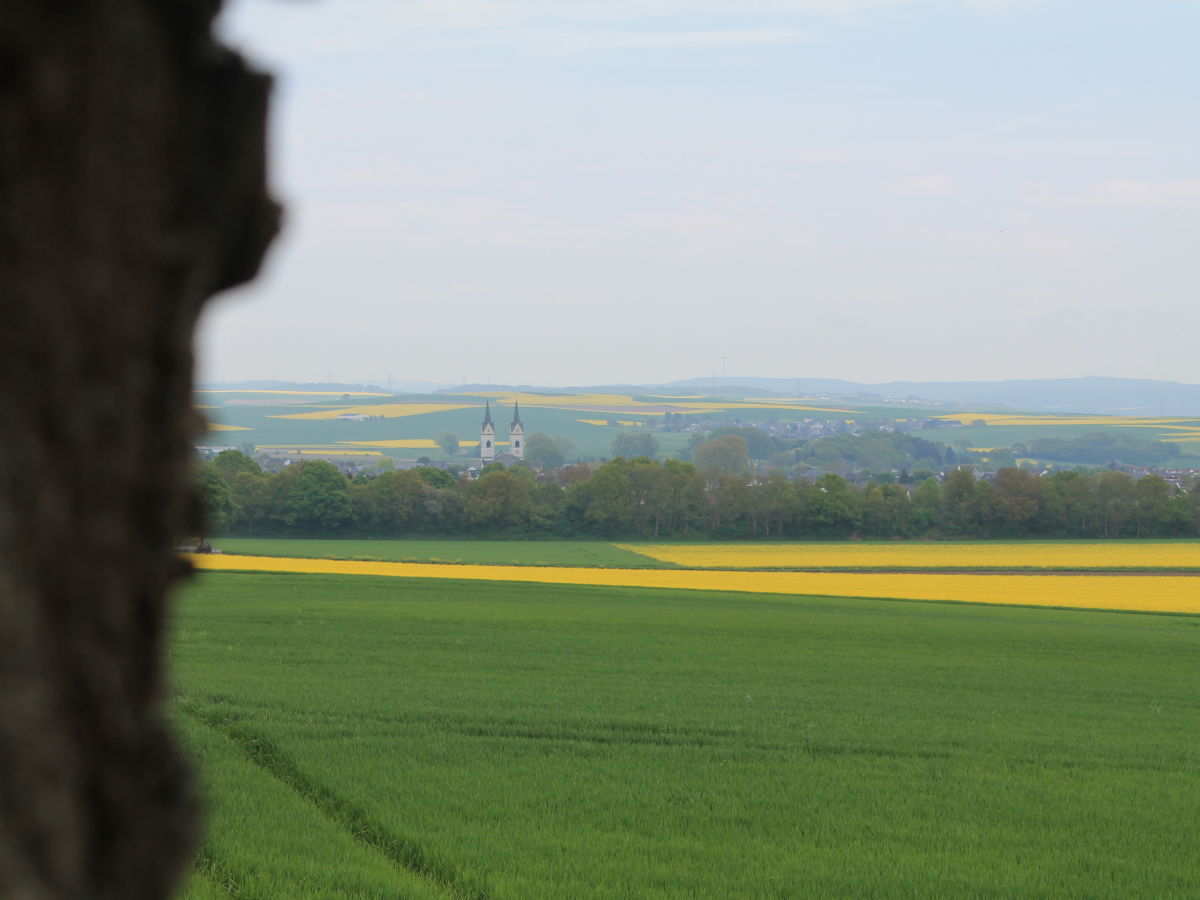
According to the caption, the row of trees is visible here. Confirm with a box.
[198,449,1200,540]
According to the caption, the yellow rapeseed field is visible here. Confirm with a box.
[678,401,857,413]
[336,439,489,449]
[205,423,251,431]
[458,392,670,409]
[270,403,475,421]
[190,554,1200,614]
[620,542,1200,570]
[339,439,438,449]
[577,419,646,427]
[451,392,856,415]
[935,412,1200,434]
[198,390,391,397]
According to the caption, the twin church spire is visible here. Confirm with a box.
[479,400,523,462]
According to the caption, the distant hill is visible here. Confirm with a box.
[661,377,1200,416]
[202,376,1200,417]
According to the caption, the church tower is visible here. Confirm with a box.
[480,401,496,462]
[509,399,524,460]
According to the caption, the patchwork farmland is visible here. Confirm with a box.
[196,389,1200,465]
[175,540,1200,897]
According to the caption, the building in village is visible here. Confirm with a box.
[479,400,524,464]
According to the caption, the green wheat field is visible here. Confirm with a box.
[172,569,1200,898]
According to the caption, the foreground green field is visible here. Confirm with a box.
[173,572,1200,898]
[215,538,667,568]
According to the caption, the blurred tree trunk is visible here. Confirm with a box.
[0,2,279,897]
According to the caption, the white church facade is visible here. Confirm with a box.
[479,400,524,463]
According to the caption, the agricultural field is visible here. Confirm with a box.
[214,538,668,569]
[216,537,1200,571]
[195,389,940,461]
[196,388,1200,464]
[173,567,1200,898]
[621,540,1200,571]
[193,553,1200,614]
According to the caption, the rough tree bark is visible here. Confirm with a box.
[0,1,279,896]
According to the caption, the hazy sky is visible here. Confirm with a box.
[199,0,1200,388]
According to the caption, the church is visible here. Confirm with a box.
[479,400,523,463]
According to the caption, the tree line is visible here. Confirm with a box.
[197,449,1200,541]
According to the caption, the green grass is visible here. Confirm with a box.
[213,538,669,568]
[172,572,1200,898]
[175,713,447,900]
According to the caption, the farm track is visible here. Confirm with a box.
[178,700,486,900]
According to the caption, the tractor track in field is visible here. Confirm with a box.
[179,701,489,900]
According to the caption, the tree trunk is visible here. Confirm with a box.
[0,2,279,897]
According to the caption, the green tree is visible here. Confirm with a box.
[1096,470,1135,537]
[611,430,659,459]
[414,466,457,489]
[525,432,570,469]
[657,459,704,536]
[436,431,460,458]
[212,447,261,481]
[285,460,354,534]
[804,473,860,537]
[194,462,234,539]
[1182,479,1200,535]
[941,467,983,536]
[564,460,633,536]
[693,434,750,476]
[466,468,533,532]
[355,470,428,534]
[703,472,749,535]
[1046,470,1097,536]
[746,472,795,537]
[861,482,910,537]
[991,467,1042,535]
[625,458,666,536]
[1132,475,1173,538]
[910,476,942,535]
[706,426,777,461]
[229,469,270,534]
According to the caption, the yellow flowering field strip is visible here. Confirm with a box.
[250,447,386,456]
[190,554,1200,614]
[338,439,438,449]
[452,392,858,415]
[675,401,857,413]
[338,439,486,449]
[619,542,1200,570]
[198,389,392,397]
[205,423,251,431]
[935,412,1200,432]
[270,403,475,421]
[456,392,671,409]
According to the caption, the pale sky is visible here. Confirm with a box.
[199,0,1200,388]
